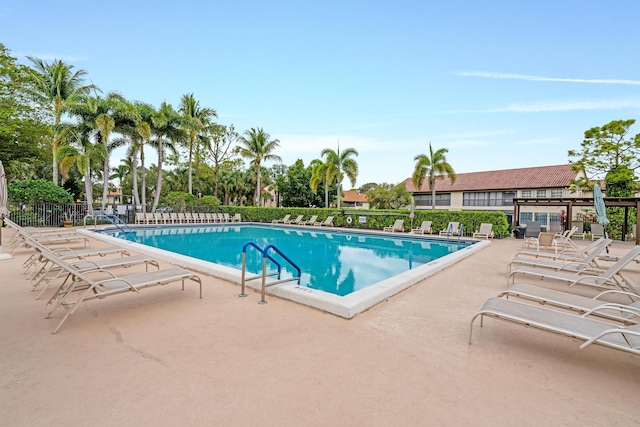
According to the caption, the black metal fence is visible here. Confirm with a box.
[4,202,222,227]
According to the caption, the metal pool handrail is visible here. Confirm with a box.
[239,241,301,304]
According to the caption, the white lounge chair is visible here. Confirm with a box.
[591,224,606,240]
[469,297,640,355]
[315,216,334,227]
[411,221,432,234]
[272,214,291,224]
[37,244,202,334]
[523,232,558,254]
[301,215,318,226]
[555,226,578,250]
[516,237,609,261]
[507,238,611,275]
[507,245,640,293]
[285,215,304,225]
[232,213,242,222]
[32,253,161,300]
[384,219,404,233]
[498,283,640,325]
[439,222,460,237]
[472,223,494,239]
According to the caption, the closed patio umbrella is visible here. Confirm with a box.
[593,183,609,253]
[0,160,13,260]
[594,184,609,225]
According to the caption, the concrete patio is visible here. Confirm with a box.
[1,227,639,426]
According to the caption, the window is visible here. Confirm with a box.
[537,189,547,198]
[520,212,533,224]
[415,193,451,206]
[463,191,515,207]
[521,190,532,198]
[550,189,563,198]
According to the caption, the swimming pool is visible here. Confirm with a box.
[80,223,490,318]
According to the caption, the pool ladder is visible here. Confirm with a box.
[239,241,301,304]
[445,223,464,241]
[85,214,134,233]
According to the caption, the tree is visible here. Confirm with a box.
[27,55,97,185]
[280,160,322,207]
[63,92,132,212]
[366,183,411,209]
[568,119,640,193]
[179,93,217,195]
[150,102,183,211]
[56,132,105,208]
[321,145,358,209]
[412,142,456,209]
[0,44,50,167]
[208,124,238,198]
[309,158,331,207]
[236,127,282,206]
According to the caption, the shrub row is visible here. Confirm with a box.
[218,206,510,237]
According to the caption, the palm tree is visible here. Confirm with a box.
[236,128,282,206]
[56,132,105,209]
[150,102,183,211]
[178,93,217,195]
[27,57,97,185]
[310,158,330,208]
[412,142,456,210]
[321,145,358,209]
[109,164,129,192]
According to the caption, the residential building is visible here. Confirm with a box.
[341,190,369,209]
[403,164,589,228]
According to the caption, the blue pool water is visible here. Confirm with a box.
[104,224,472,297]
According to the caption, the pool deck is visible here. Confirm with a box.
[1,226,639,426]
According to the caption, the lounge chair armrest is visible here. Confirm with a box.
[581,303,640,319]
[580,327,640,349]
[594,290,640,302]
[100,277,141,293]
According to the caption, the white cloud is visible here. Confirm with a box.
[457,71,640,86]
[489,98,640,113]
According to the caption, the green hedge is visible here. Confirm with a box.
[216,206,510,237]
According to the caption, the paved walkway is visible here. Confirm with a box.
[1,227,639,426]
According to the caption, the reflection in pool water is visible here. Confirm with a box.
[105,224,471,297]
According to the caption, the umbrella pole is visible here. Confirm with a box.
[0,217,12,260]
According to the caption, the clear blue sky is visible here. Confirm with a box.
[2,0,640,187]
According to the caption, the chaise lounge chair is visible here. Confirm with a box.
[498,283,640,325]
[439,222,460,237]
[523,232,558,254]
[507,245,640,293]
[315,216,334,227]
[515,237,608,261]
[383,219,404,233]
[591,224,607,240]
[301,215,319,226]
[285,215,304,225]
[272,214,291,224]
[506,238,611,275]
[468,297,640,355]
[472,223,494,239]
[411,221,432,234]
[37,245,202,334]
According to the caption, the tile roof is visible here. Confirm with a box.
[404,164,577,193]
[341,189,368,202]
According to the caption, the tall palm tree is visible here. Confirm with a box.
[412,142,456,210]
[178,93,217,195]
[236,128,282,206]
[321,145,358,209]
[309,158,330,208]
[150,102,183,211]
[56,131,105,209]
[27,56,97,185]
